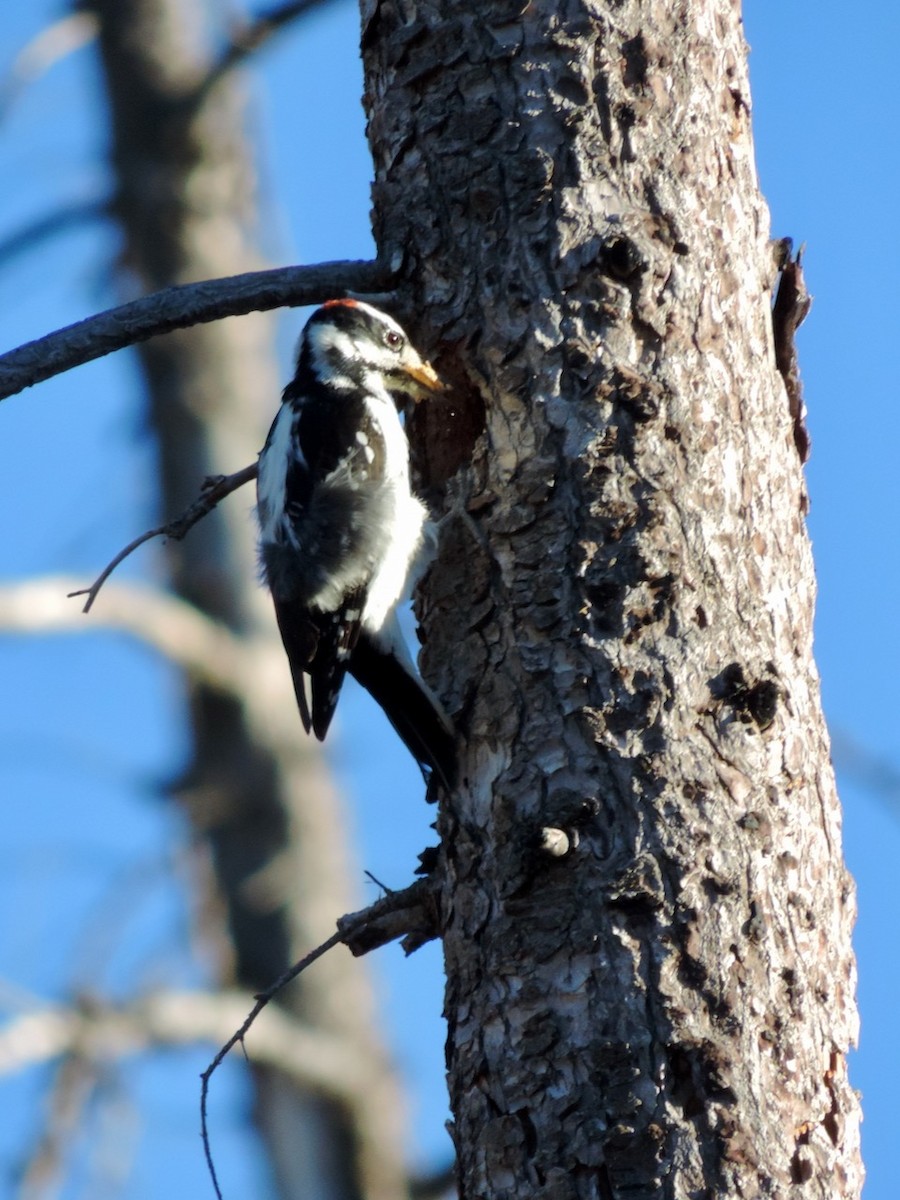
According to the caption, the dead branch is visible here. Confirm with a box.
[18,1050,99,1200]
[0,577,252,696]
[201,931,344,1200]
[0,989,388,1101]
[67,463,257,612]
[0,11,99,121]
[0,201,109,270]
[0,573,320,760]
[0,257,394,401]
[196,0,338,103]
[201,876,441,1199]
[339,876,441,956]
[831,729,900,812]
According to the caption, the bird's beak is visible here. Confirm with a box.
[403,359,445,400]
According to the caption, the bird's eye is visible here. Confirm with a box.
[384,329,404,351]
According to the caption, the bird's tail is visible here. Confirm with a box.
[349,634,457,792]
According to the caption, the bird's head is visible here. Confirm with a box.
[300,299,444,401]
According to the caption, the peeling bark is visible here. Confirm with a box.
[771,240,812,465]
[362,1,861,1197]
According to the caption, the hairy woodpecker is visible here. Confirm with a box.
[257,299,456,789]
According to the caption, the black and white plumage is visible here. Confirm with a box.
[257,299,456,789]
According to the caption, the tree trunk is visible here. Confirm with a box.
[92,2,408,1197]
[361,1,862,1196]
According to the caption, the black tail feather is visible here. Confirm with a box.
[273,601,318,734]
[273,598,358,741]
[349,635,457,791]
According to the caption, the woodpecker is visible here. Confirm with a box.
[257,299,456,789]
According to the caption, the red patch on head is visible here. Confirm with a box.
[322,298,358,310]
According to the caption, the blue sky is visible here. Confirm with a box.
[0,3,897,1197]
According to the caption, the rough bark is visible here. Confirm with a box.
[91,2,408,1197]
[361,1,861,1197]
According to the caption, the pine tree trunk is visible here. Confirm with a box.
[361,1,862,1196]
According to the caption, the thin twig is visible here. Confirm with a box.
[69,464,257,613]
[0,257,394,401]
[0,200,108,270]
[200,930,344,1200]
[363,869,392,894]
[200,877,441,1199]
[195,0,337,103]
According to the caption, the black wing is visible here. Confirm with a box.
[260,384,391,738]
[263,394,376,737]
[273,589,365,740]
[262,389,389,603]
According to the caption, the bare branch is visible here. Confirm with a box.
[0,257,394,401]
[202,877,441,1199]
[0,973,415,1200]
[0,11,99,122]
[0,989,388,1099]
[70,529,173,613]
[201,930,345,1200]
[831,729,900,813]
[0,200,109,270]
[0,577,252,697]
[66,463,257,612]
[0,1007,77,1075]
[18,1050,99,1199]
[197,0,339,102]
[0,575,320,764]
[338,877,441,956]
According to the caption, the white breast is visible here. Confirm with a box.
[360,387,427,638]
